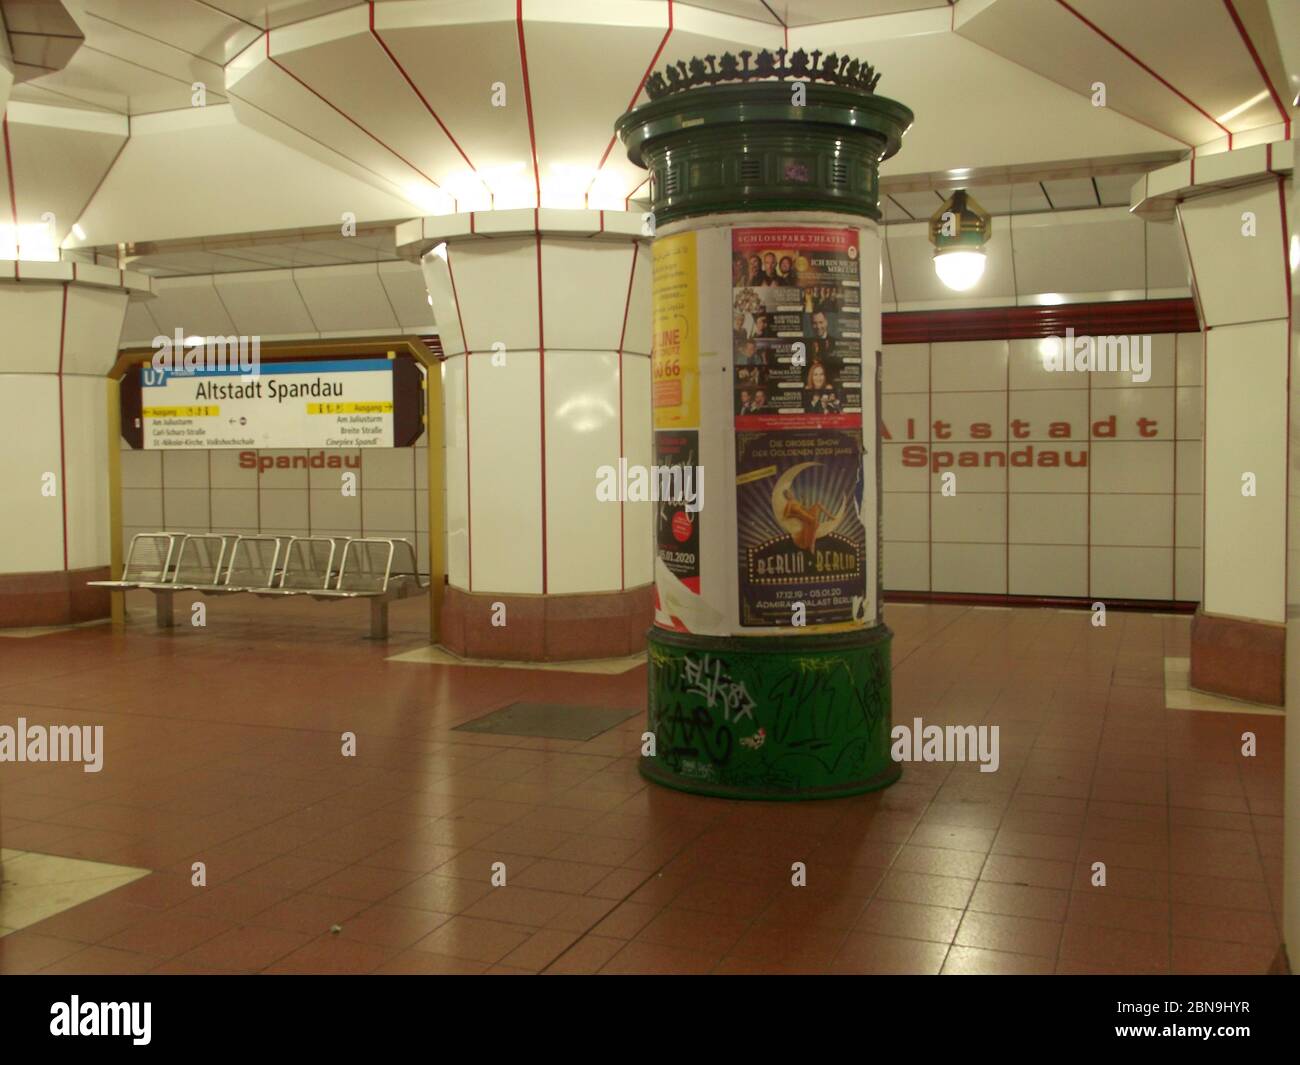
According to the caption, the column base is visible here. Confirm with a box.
[644,625,897,801]
[1190,609,1284,706]
[439,585,654,661]
[0,566,111,628]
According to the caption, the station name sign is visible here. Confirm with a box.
[120,356,425,450]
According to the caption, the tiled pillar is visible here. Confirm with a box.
[400,209,653,660]
[0,263,147,627]
[1179,177,1290,704]
[1284,136,1300,973]
[1143,148,1294,704]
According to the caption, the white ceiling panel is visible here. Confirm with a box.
[292,262,400,333]
[1011,208,1145,298]
[81,0,262,65]
[146,276,239,336]
[377,260,436,330]
[1041,178,1100,210]
[1094,174,1139,206]
[213,269,318,334]
[1145,219,1189,293]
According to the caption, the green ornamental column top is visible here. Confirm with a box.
[615,48,914,226]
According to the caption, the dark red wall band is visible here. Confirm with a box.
[882,298,1199,345]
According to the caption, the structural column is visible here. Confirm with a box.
[615,53,913,799]
[1135,144,1294,705]
[398,209,653,661]
[0,262,149,627]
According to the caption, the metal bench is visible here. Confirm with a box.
[92,532,426,638]
[250,536,343,597]
[88,532,182,591]
[308,537,428,638]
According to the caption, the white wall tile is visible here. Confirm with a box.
[931,543,1005,594]
[931,492,1005,543]
[1091,494,1173,547]
[884,540,929,591]
[1091,546,1172,600]
[1009,494,1088,545]
[544,349,621,594]
[1010,545,1086,597]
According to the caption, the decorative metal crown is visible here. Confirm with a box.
[643,49,881,100]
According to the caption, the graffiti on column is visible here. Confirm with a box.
[647,641,890,789]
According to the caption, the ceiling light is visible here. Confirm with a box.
[929,189,991,292]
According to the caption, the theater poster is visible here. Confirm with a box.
[731,226,861,432]
[735,428,866,628]
[654,428,700,593]
[731,225,866,628]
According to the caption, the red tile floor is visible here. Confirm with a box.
[0,594,1284,974]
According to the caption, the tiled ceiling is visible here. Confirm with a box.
[116,229,398,277]
[0,0,1293,259]
[879,174,1140,224]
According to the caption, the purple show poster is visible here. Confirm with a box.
[735,428,866,628]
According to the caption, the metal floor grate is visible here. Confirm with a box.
[453,702,637,741]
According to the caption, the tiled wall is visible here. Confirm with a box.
[882,331,1203,602]
[119,433,433,576]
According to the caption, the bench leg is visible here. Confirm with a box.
[369,599,389,640]
[155,591,175,629]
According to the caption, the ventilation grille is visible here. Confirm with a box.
[664,167,680,196]
[739,158,762,183]
[831,161,848,188]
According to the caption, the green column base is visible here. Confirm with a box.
[644,625,897,801]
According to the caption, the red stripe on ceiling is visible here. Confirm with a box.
[265,28,446,195]
[3,115,19,262]
[1222,0,1292,140]
[535,221,548,594]
[1053,0,1233,145]
[516,0,542,206]
[589,0,674,194]
[58,283,69,571]
[625,174,650,211]
[368,2,484,174]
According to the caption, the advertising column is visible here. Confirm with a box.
[618,49,912,799]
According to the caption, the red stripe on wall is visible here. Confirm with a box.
[617,242,640,590]
[445,248,471,591]
[536,224,548,594]
[57,284,69,570]
[3,115,19,264]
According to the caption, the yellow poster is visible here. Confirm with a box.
[651,231,699,428]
